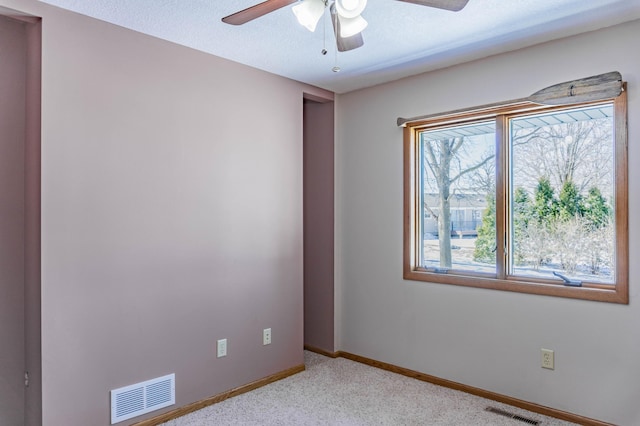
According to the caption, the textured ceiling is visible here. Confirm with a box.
[38,0,640,93]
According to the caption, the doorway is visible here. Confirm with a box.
[302,96,335,354]
[0,9,41,426]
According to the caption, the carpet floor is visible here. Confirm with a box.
[161,351,577,425]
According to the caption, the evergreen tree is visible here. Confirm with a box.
[558,180,583,221]
[582,187,611,230]
[512,187,533,264]
[533,177,557,224]
[473,194,496,263]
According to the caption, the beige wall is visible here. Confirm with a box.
[303,100,335,352]
[0,14,26,426]
[335,19,640,425]
[24,16,42,426]
[6,0,638,424]
[0,0,331,424]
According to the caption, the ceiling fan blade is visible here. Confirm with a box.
[396,0,469,12]
[222,0,297,25]
[330,3,364,52]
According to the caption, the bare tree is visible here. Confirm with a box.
[422,137,493,267]
[512,119,613,195]
[422,126,540,268]
[466,154,495,195]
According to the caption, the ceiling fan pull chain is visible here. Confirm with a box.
[333,44,340,72]
[321,3,328,55]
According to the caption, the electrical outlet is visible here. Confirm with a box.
[263,328,272,345]
[541,348,554,369]
[217,338,227,358]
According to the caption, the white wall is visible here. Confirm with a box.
[336,19,640,425]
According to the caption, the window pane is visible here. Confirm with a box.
[509,104,615,284]
[419,121,496,274]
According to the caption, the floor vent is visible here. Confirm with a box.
[485,406,541,425]
[110,373,175,424]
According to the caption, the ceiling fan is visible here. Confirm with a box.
[222,0,469,52]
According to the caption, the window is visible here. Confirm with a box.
[403,90,628,303]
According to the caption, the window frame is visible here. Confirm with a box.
[403,88,628,304]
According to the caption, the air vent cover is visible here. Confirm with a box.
[485,407,540,425]
[110,373,175,424]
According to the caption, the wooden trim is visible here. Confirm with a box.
[398,99,532,127]
[403,125,418,277]
[133,364,305,426]
[403,270,624,303]
[613,84,629,304]
[337,351,614,426]
[304,344,340,358]
[402,94,629,304]
[132,348,613,425]
[495,114,508,279]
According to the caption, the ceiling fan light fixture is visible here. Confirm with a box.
[338,13,367,38]
[292,0,326,32]
[335,0,367,19]
[330,2,364,52]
